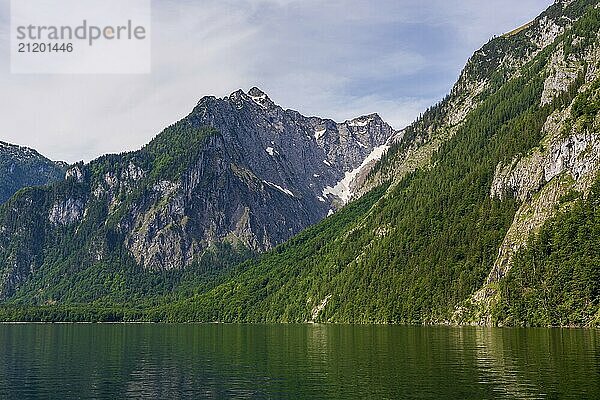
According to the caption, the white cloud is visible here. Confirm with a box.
[0,0,552,162]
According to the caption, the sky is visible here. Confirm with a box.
[0,0,552,163]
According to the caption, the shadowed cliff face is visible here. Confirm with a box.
[0,87,395,299]
[120,87,396,269]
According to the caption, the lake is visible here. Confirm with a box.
[0,324,598,399]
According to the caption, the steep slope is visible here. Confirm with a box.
[495,177,600,327]
[152,0,600,325]
[458,3,600,325]
[355,0,594,198]
[0,89,395,302]
[0,141,66,203]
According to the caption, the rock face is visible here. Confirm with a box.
[455,4,600,323]
[0,141,66,204]
[118,88,395,270]
[355,0,580,199]
[49,198,85,226]
[0,88,395,298]
[490,37,600,269]
[191,88,395,208]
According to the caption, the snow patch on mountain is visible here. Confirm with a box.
[264,180,295,197]
[251,93,268,108]
[314,128,326,140]
[265,147,279,156]
[322,144,389,204]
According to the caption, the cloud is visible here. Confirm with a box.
[0,0,552,162]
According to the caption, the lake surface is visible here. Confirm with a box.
[0,324,598,399]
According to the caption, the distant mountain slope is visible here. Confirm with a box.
[2,0,599,328]
[0,141,66,203]
[152,0,600,326]
[0,88,395,301]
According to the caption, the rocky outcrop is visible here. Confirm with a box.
[487,120,600,282]
[0,87,396,287]
[541,47,582,106]
[49,198,85,226]
[457,31,600,323]
[353,0,578,201]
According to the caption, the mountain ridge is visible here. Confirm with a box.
[145,0,600,326]
[0,141,67,204]
[0,87,396,301]
[1,0,600,327]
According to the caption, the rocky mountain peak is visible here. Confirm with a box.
[223,87,277,111]
[0,85,398,280]
[347,113,382,124]
[247,87,276,109]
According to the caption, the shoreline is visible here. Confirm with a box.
[0,320,597,329]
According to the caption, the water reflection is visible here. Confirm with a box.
[473,328,545,399]
[0,324,598,399]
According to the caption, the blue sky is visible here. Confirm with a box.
[0,0,552,162]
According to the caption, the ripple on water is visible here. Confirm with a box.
[0,324,598,399]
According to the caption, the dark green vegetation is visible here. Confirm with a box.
[145,1,600,325]
[1,0,600,326]
[0,142,66,203]
[8,241,252,307]
[496,179,600,327]
[0,125,231,304]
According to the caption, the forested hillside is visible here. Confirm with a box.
[0,142,66,204]
[1,0,599,326]
[152,0,600,325]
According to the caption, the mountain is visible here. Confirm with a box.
[0,88,395,302]
[1,0,599,327]
[148,0,600,326]
[0,141,66,204]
